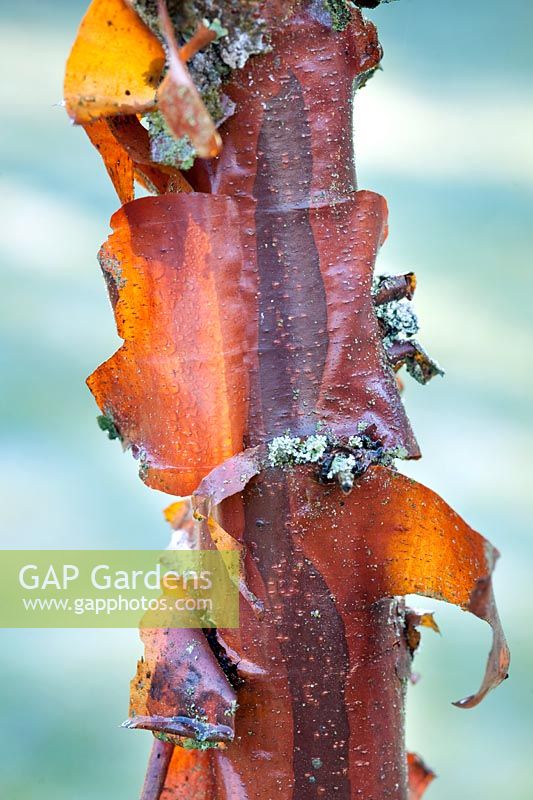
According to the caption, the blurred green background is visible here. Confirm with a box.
[1,0,532,797]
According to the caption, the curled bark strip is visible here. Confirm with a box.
[88,194,255,497]
[156,0,221,158]
[128,627,237,746]
[83,118,134,205]
[407,752,436,800]
[107,115,193,193]
[374,273,417,306]
[192,447,264,512]
[201,466,509,796]
[139,739,174,800]
[64,0,164,122]
[83,115,192,202]
[284,466,509,709]
[89,189,418,497]
[161,747,215,799]
[89,190,418,498]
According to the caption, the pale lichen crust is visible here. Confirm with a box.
[375,296,419,348]
[373,272,444,384]
[267,428,408,494]
[143,110,196,169]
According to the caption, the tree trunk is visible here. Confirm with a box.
[217,473,411,798]
[63,2,510,799]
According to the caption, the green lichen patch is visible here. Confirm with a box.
[375,298,419,347]
[323,0,352,31]
[181,737,220,751]
[327,453,356,479]
[267,434,328,467]
[205,17,228,41]
[96,413,121,441]
[267,429,409,494]
[143,110,196,169]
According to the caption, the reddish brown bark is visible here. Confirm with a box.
[64,2,509,799]
[125,465,507,798]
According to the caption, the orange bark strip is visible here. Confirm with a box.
[140,739,174,800]
[83,119,134,204]
[83,115,192,203]
[64,0,164,123]
[156,0,221,158]
[107,115,193,194]
[161,746,215,799]
[87,194,254,497]
[197,465,509,797]
[287,466,509,708]
[407,752,436,800]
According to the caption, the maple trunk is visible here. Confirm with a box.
[64,2,509,799]
[171,13,412,792]
[217,475,411,798]
[188,14,410,791]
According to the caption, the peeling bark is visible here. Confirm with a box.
[64,1,509,798]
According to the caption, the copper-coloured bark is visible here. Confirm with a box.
[161,747,215,799]
[86,4,418,496]
[67,2,509,798]
[88,188,417,497]
[83,119,135,205]
[88,194,255,497]
[64,0,164,122]
[141,466,508,797]
[281,467,509,709]
[187,6,382,200]
[407,752,436,800]
[187,7,418,452]
[209,467,508,795]
[140,739,174,800]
